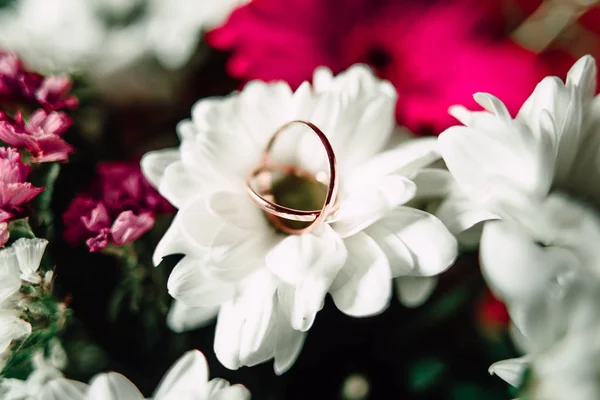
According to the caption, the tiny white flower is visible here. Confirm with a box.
[0,310,31,354]
[0,0,248,77]
[0,351,87,400]
[11,238,48,285]
[87,350,250,400]
[437,55,600,304]
[142,65,457,372]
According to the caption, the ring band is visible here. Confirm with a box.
[245,120,338,234]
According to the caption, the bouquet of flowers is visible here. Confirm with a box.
[0,0,599,399]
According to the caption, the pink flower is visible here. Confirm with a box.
[110,211,155,245]
[0,52,77,163]
[35,76,79,111]
[0,147,45,246]
[0,52,42,101]
[0,110,74,163]
[0,52,77,111]
[63,162,172,252]
[207,0,550,134]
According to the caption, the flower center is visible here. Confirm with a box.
[269,172,329,232]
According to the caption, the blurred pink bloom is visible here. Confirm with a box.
[0,110,74,162]
[63,162,172,252]
[208,0,550,134]
[0,147,45,246]
[110,211,155,245]
[0,52,77,110]
[0,223,8,247]
[0,52,42,100]
[35,76,79,111]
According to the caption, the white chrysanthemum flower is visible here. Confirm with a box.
[489,278,600,400]
[0,0,248,76]
[87,350,250,400]
[437,55,600,304]
[142,65,457,372]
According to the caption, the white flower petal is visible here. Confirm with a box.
[153,213,208,266]
[207,378,230,394]
[39,378,87,400]
[364,221,414,277]
[332,175,417,238]
[439,123,554,204]
[273,306,306,376]
[0,248,19,277]
[140,148,180,190]
[208,380,251,400]
[348,136,440,185]
[473,92,511,120]
[166,300,219,333]
[277,279,326,332]
[214,272,278,370]
[266,224,346,285]
[268,226,346,331]
[480,221,577,303]
[411,168,455,199]
[0,312,31,353]
[435,192,498,237]
[489,357,529,387]
[0,274,21,305]
[179,193,273,280]
[12,238,48,284]
[153,350,208,400]
[157,161,204,209]
[331,232,392,317]
[395,276,438,308]
[87,373,144,400]
[167,256,235,307]
[371,207,457,277]
[566,55,597,94]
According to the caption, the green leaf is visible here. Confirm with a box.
[450,382,507,400]
[8,218,35,241]
[409,357,447,393]
[31,163,61,237]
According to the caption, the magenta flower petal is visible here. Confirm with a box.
[0,182,44,209]
[0,209,12,223]
[207,0,551,134]
[86,229,110,252]
[27,110,73,138]
[0,119,37,150]
[0,148,44,213]
[35,76,79,110]
[0,222,8,248]
[110,211,155,245]
[63,161,172,251]
[0,148,30,183]
[63,197,98,245]
[0,52,42,100]
[32,134,75,163]
[82,203,112,233]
